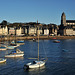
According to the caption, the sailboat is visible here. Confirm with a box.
[24,24,45,69]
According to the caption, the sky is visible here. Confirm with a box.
[0,0,75,25]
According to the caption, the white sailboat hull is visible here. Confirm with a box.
[29,62,45,68]
[5,54,24,57]
[25,61,45,69]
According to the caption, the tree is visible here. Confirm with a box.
[1,20,7,25]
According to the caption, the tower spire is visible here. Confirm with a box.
[37,20,38,24]
[61,12,66,26]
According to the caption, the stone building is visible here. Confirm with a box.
[0,21,58,36]
[8,23,23,36]
[0,25,8,35]
[28,24,37,36]
[48,24,58,36]
[59,12,75,36]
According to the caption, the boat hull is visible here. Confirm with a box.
[53,40,60,43]
[5,54,24,57]
[24,61,45,69]
[0,48,7,50]
[7,46,15,49]
[9,44,20,48]
[0,58,6,63]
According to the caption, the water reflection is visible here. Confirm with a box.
[25,66,45,71]
[24,66,46,75]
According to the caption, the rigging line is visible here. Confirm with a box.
[36,21,39,61]
[42,40,48,61]
[29,40,35,58]
[30,41,34,58]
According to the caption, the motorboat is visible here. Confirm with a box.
[33,38,36,42]
[5,53,24,57]
[52,37,56,39]
[6,46,15,49]
[10,41,20,47]
[3,44,15,50]
[5,49,24,57]
[0,46,7,50]
[53,40,60,43]
[9,43,20,48]
[17,40,24,43]
[16,40,24,45]
[0,58,6,63]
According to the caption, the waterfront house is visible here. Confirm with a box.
[0,26,4,35]
[48,24,58,36]
[24,22,43,36]
[0,25,8,35]
[44,29,49,35]
[8,23,24,36]
[0,21,58,36]
[28,24,37,36]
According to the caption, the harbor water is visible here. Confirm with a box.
[0,39,75,75]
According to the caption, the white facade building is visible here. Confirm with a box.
[44,29,49,35]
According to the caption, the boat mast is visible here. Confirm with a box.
[37,20,39,61]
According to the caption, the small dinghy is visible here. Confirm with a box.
[0,58,6,63]
[53,40,60,43]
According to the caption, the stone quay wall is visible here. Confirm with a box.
[0,36,75,41]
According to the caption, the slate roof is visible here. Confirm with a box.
[66,20,75,23]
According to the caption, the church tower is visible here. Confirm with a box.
[61,12,66,26]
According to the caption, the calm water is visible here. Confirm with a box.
[0,39,75,75]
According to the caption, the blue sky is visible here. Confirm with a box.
[0,0,75,25]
